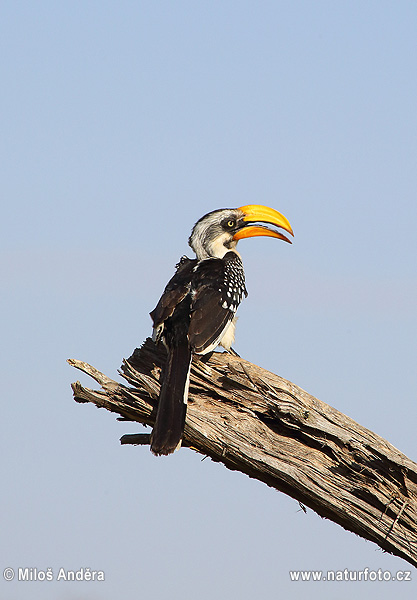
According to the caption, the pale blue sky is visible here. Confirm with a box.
[1,2,417,598]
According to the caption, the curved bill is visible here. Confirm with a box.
[234,204,294,243]
[233,225,292,243]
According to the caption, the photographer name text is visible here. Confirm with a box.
[3,567,105,582]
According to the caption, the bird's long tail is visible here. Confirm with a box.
[150,342,192,456]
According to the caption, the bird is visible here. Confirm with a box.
[149,204,293,455]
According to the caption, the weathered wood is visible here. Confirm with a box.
[69,338,417,568]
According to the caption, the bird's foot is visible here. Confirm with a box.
[227,347,240,357]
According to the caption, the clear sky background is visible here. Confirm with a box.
[1,1,417,598]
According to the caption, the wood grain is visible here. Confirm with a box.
[69,338,417,568]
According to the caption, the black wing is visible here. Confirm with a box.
[188,252,247,354]
[150,256,198,336]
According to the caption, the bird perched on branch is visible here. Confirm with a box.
[149,204,293,455]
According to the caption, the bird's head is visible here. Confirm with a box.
[189,204,294,260]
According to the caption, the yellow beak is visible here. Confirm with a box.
[233,204,294,244]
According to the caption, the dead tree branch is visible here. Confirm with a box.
[68,338,417,568]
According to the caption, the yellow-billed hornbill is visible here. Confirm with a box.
[150,204,293,455]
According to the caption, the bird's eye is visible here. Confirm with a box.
[227,219,236,229]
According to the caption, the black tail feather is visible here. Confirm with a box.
[150,343,192,456]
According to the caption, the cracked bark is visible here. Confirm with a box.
[69,338,417,568]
